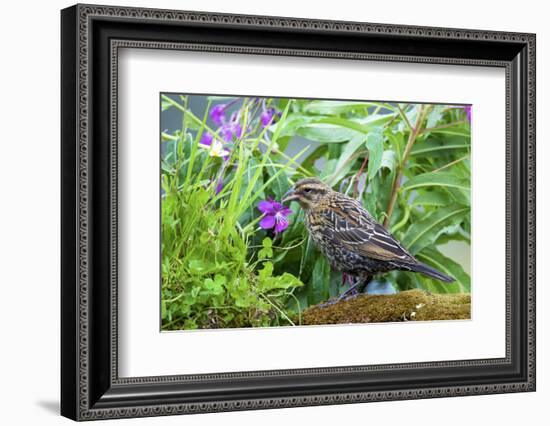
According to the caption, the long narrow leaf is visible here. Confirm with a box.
[402,172,470,192]
[401,205,469,254]
[416,247,471,293]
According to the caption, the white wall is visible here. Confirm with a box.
[0,0,546,424]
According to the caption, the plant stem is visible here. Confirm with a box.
[180,95,189,135]
[327,150,368,186]
[259,293,295,326]
[258,139,312,177]
[390,202,410,234]
[353,154,369,198]
[160,94,227,145]
[397,104,413,132]
[383,105,428,228]
[288,292,302,325]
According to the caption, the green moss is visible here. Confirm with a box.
[302,289,470,325]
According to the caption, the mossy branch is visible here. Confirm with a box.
[302,289,470,325]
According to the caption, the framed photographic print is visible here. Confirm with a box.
[61,3,536,421]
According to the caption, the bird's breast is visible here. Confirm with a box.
[305,210,340,251]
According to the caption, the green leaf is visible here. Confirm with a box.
[229,278,254,308]
[204,275,225,295]
[327,134,366,184]
[188,259,207,274]
[296,122,358,143]
[269,116,311,138]
[357,114,397,127]
[416,247,471,293]
[319,159,338,179]
[161,100,173,111]
[308,257,331,305]
[274,135,292,152]
[207,96,237,102]
[410,136,470,156]
[299,236,317,283]
[278,115,394,144]
[365,129,384,180]
[279,273,304,289]
[380,150,397,172]
[301,145,328,172]
[258,237,274,259]
[313,115,395,134]
[261,273,304,292]
[236,156,265,225]
[183,319,198,330]
[161,301,167,319]
[265,161,290,201]
[446,187,471,205]
[385,131,405,163]
[402,172,470,192]
[258,261,274,281]
[183,112,200,130]
[411,191,451,207]
[428,129,470,137]
[401,205,469,254]
[257,260,303,292]
[370,169,395,221]
[397,105,418,132]
[303,100,379,115]
[426,105,445,128]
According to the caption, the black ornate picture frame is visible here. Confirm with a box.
[61,4,536,421]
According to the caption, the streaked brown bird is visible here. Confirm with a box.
[282,178,454,300]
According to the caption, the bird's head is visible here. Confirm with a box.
[282,178,331,210]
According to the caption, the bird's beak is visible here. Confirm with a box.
[282,188,298,203]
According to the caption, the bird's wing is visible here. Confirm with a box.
[316,198,415,263]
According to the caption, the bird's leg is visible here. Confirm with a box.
[336,276,368,302]
[318,275,370,308]
[341,272,354,287]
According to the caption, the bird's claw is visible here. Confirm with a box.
[317,299,338,308]
[317,292,360,308]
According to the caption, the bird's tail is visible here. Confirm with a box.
[408,262,455,283]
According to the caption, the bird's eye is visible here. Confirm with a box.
[303,188,312,193]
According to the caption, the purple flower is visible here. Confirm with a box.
[210,104,226,126]
[215,179,224,194]
[260,107,280,128]
[257,198,293,234]
[220,123,243,142]
[260,108,275,127]
[233,123,243,138]
[464,105,472,122]
[200,132,213,146]
[220,125,234,142]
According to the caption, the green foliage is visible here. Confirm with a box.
[401,205,469,255]
[161,98,304,330]
[161,95,471,330]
